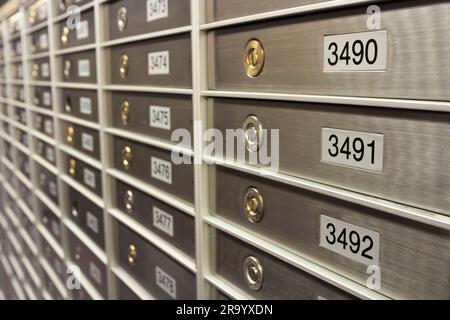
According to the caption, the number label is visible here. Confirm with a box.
[83,168,96,189]
[89,262,102,284]
[49,181,57,197]
[151,157,172,184]
[155,266,176,299]
[324,30,387,72]
[43,91,51,106]
[320,215,380,266]
[86,211,99,234]
[150,106,171,130]
[76,20,89,40]
[39,33,48,49]
[79,97,92,115]
[44,119,53,135]
[147,0,168,22]
[41,62,50,78]
[148,51,170,75]
[322,128,383,172]
[45,147,55,163]
[153,207,173,237]
[81,133,94,152]
[78,59,90,77]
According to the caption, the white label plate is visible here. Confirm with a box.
[43,91,51,106]
[49,181,57,197]
[148,50,170,75]
[321,128,383,172]
[155,266,176,299]
[79,97,92,115]
[89,262,102,284]
[81,133,94,152]
[44,119,53,135]
[86,211,99,234]
[45,147,55,163]
[147,0,168,22]
[323,30,387,72]
[83,168,96,189]
[320,215,380,266]
[153,206,173,237]
[39,33,48,49]
[76,20,89,40]
[78,59,90,77]
[41,62,50,78]
[151,157,172,184]
[37,5,47,20]
[149,105,171,130]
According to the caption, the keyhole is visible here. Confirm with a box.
[249,48,258,67]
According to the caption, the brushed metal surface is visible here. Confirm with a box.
[64,154,102,196]
[115,221,197,299]
[61,121,100,160]
[209,0,450,101]
[68,186,105,250]
[31,86,52,109]
[56,9,95,49]
[61,50,97,83]
[116,277,140,300]
[30,57,50,81]
[112,136,194,204]
[29,27,49,54]
[107,34,192,88]
[61,88,98,122]
[211,98,450,215]
[206,0,331,22]
[36,163,59,205]
[35,137,57,165]
[115,179,195,257]
[214,166,450,299]
[67,229,108,297]
[110,91,192,144]
[215,229,355,300]
[107,0,191,40]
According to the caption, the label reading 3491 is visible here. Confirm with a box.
[321,128,383,172]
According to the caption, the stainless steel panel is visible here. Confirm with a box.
[107,0,190,40]
[36,163,59,205]
[214,166,450,299]
[211,98,450,215]
[31,86,52,109]
[67,229,108,297]
[215,229,355,300]
[35,138,57,166]
[30,57,51,81]
[112,136,194,204]
[64,154,102,196]
[61,88,98,122]
[209,0,450,101]
[67,186,105,250]
[56,9,95,49]
[207,0,331,22]
[115,179,195,257]
[110,91,192,144]
[61,50,97,83]
[107,34,191,88]
[116,221,196,299]
[61,121,100,160]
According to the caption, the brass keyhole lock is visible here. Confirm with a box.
[71,202,78,217]
[69,159,76,177]
[243,256,264,291]
[122,145,132,170]
[64,60,71,80]
[243,39,265,78]
[32,63,39,79]
[29,10,36,25]
[243,187,264,223]
[243,115,264,153]
[66,126,75,144]
[117,6,128,32]
[65,96,72,113]
[61,26,70,45]
[121,100,130,125]
[124,190,134,214]
[120,54,129,79]
[128,244,137,266]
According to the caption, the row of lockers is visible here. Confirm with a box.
[0,0,449,300]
